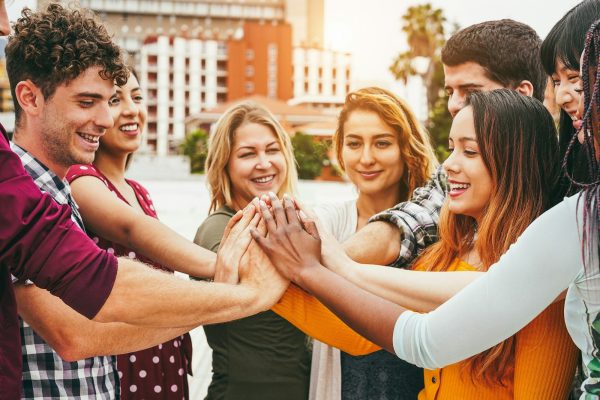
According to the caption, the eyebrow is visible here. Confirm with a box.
[345,133,395,139]
[236,141,279,151]
[74,92,107,100]
[449,137,478,143]
[444,83,484,91]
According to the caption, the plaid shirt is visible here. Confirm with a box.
[11,143,119,400]
[369,165,448,269]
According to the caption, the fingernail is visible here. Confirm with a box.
[299,210,308,220]
[268,191,276,198]
[259,200,267,208]
[283,193,290,199]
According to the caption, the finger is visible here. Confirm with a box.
[261,194,271,206]
[269,192,288,226]
[299,210,320,239]
[234,214,261,253]
[222,210,243,242]
[258,199,277,233]
[250,228,271,252]
[283,194,301,226]
[256,218,267,236]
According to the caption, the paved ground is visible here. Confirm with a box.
[128,156,355,398]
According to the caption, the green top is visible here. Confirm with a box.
[194,205,311,400]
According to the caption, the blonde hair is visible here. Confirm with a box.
[333,87,438,197]
[205,101,298,212]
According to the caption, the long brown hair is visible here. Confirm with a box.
[334,87,438,198]
[416,89,560,384]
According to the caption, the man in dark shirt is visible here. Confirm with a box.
[0,4,286,399]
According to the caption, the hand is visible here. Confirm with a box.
[214,200,259,283]
[251,193,322,285]
[239,238,289,310]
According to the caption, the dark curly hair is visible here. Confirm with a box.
[5,3,129,123]
[442,19,547,102]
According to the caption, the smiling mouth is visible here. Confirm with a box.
[449,182,470,196]
[78,132,100,144]
[358,170,382,177]
[252,175,275,184]
[120,123,139,133]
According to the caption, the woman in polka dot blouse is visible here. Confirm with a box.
[66,69,211,399]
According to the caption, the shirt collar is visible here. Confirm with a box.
[9,142,75,207]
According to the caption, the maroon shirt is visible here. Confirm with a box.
[0,128,118,398]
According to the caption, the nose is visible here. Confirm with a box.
[447,93,465,118]
[442,150,459,175]
[0,3,10,37]
[256,152,271,169]
[121,96,139,117]
[359,146,375,165]
[554,82,573,110]
[95,102,115,132]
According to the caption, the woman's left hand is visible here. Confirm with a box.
[251,193,322,286]
[214,199,260,283]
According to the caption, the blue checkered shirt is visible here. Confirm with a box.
[369,165,448,268]
[11,143,119,399]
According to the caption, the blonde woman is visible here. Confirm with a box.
[193,102,308,400]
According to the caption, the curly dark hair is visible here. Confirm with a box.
[5,3,129,122]
[441,19,547,102]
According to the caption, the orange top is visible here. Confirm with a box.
[272,284,381,356]
[416,260,578,400]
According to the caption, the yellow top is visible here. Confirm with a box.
[272,284,380,356]
[416,259,578,400]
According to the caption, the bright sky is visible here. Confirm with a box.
[324,0,582,89]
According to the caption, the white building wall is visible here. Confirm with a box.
[139,44,150,153]
[140,36,228,155]
[188,39,203,114]
[204,41,218,109]
[173,37,186,141]
[156,36,170,157]
[291,47,351,108]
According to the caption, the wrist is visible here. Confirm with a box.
[294,260,323,292]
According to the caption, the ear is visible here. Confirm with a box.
[514,80,534,97]
[15,80,44,117]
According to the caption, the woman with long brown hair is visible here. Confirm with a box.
[252,89,579,399]
[310,87,436,400]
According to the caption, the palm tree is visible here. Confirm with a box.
[389,3,455,160]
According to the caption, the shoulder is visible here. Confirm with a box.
[312,199,357,240]
[194,206,236,252]
[126,179,153,200]
[66,164,107,186]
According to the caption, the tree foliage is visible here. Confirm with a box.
[390,3,455,161]
[291,132,330,180]
[181,129,209,173]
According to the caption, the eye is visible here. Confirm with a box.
[464,149,478,156]
[133,95,144,103]
[345,141,361,149]
[375,141,392,148]
[266,147,281,154]
[445,88,453,96]
[108,97,120,106]
[80,100,95,108]
[239,152,255,159]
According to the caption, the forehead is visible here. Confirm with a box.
[344,109,392,132]
[58,66,115,97]
[233,122,278,146]
[449,106,476,139]
[443,61,502,89]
